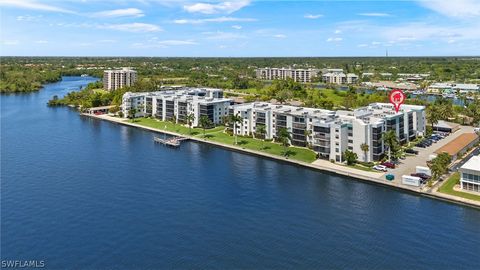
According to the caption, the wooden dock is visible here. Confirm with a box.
[153,136,188,147]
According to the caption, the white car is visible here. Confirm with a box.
[474,127,480,133]
[373,165,388,172]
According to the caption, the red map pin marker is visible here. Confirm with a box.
[389,89,406,113]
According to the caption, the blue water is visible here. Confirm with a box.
[1,77,480,269]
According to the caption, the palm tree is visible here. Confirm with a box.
[304,129,312,148]
[427,105,441,132]
[185,113,195,134]
[128,108,137,122]
[145,103,153,117]
[382,130,398,162]
[230,113,243,145]
[277,127,291,156]
[199,115,211,138]
[256,124,266,150]
[360,143,369,162]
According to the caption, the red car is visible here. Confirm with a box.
[381,162,396,169]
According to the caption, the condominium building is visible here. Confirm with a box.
[103,68,137,91]
[459,155,480,193]
[255,67,320,83]
[230,102,425,162]
[122,87,231,127]
[322,69,358,84]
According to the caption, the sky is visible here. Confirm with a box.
[1,0,480,57]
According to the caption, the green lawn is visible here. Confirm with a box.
[130,117,317,163]
[438,172,480,202]
[343,164,377,172]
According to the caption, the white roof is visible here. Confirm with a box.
[453,84,479,90]
[461,155,480,171]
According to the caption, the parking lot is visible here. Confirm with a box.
[381,125,476,187]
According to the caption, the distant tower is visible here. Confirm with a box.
[386,49,389,57]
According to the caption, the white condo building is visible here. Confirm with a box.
[122,87,426,163]
[459,155,480,193]
[322,69,359,85]
[255,67,320,83]
[103,68,137,91]
[230,102,425,162]
[122,87,231,127]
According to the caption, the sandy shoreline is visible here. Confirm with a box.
[83,113,480,209]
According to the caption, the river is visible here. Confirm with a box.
[1,77,479,269]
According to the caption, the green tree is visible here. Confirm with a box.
[427,105,441,131]
[199,115,212,138]
[185,113,195,134]
[276,127,291,156]
[382,130,398,162]
[304,129,312,148]
[128,108,137,122]
[343,150,358,165]
[230,113,243,144]
[360,143,369,162]
[428,152,452,184]
[256,124,266,149]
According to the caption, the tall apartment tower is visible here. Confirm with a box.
[103,68,137,91]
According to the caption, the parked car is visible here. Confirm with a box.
[373,165,388,172]
[405,148,419,155]
[411,173,431,180]
[415,143,427,148]
[381,162,396,169]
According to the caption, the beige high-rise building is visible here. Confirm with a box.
[255,67,319,83]
[103,68,137,91]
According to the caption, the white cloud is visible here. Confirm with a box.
[173,16,256,24]
[357,44,368,48]
[99,23,162,32]
[304,14,323,19]
[184,0,250,14]
[273,34,287,38]
[202,31,246,40]
[16,15,42,21]
[92,8,144,18]
[157,40,197,45]
[418,0,480,18]
[35,40,48,44]
[132,39,197,48]
[232,25,242,29]
[0,0,74,13]
[326,37,343,42]
[2,40,19,45]
[334,29,342,34]
[357,13,390,17]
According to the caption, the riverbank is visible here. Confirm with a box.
[83,113,480,209]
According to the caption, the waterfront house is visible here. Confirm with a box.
[459,155,480,193]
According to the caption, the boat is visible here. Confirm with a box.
[80,74,89,77]
[442,93,456,99]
